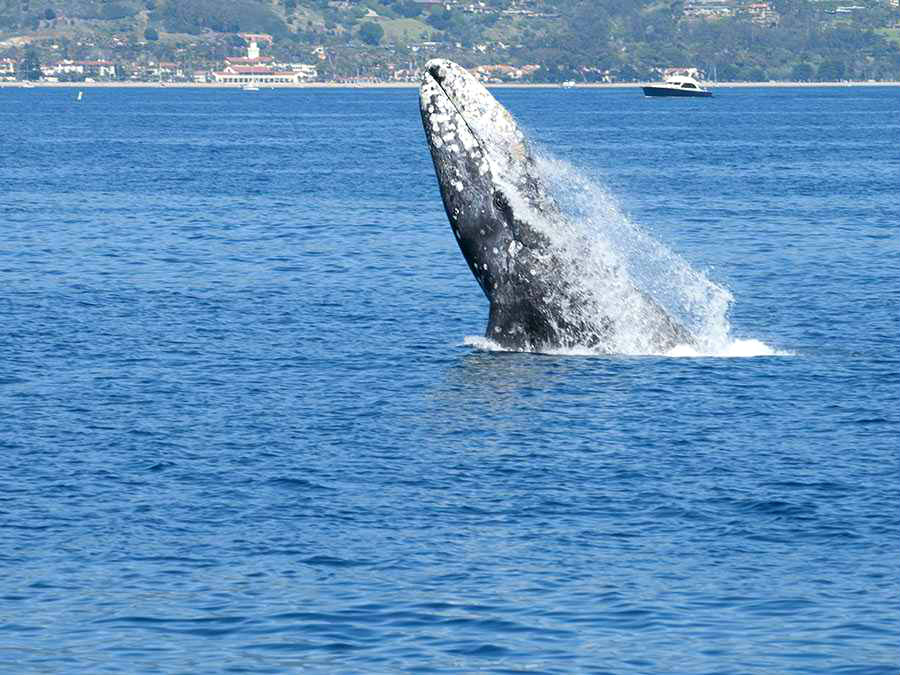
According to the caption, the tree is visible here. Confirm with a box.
[44,8,56,20]
[617,63,641,82]
[144,26,159,41]
[817,59,845,81]
[791,62,814,81]
[426,8,452,31]
[745,66,767,81]
[717,63,739,81]
[20,47,42,81]
[396,1,422,18]
[359,21,384,46]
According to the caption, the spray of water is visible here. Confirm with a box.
[467,146,785,358]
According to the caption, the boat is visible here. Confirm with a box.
[642,75,712,98]
[77,90,83,101]
[242,83,259,92]
[561,80,576,88]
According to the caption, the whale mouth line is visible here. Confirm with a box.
[423,65,484,153]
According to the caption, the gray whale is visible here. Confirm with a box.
[419,59,694,353]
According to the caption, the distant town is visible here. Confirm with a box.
[1,0,898,84]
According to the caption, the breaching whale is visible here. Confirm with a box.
[419,58,695,353]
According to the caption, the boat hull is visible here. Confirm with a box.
[642,86,712,98]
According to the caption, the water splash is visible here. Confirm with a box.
[474,145,783,358]
[464,335,792,358]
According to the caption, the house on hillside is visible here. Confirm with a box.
[683,0,734,20]
[741,2,778,25]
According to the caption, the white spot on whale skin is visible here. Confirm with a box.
[492,247,499,255]
[482,263,488,270]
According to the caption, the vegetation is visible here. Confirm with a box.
[20,45,41,79]
[0,0,897,82]
[358,21,384,46]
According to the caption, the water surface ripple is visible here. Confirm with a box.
[1,86,898,674]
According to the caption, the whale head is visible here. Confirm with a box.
[419,59,540,300]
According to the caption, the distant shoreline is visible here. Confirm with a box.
[2,80,898,90]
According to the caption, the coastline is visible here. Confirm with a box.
[1,80,898,90]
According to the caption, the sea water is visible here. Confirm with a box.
[1,85,898,674]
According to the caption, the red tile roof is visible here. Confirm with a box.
[230,66,276,74]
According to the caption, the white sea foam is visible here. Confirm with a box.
[465,335,791,358]
[665,339,794,358]
[466,143,785,358]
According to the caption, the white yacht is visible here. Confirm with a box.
[642,75,712,98]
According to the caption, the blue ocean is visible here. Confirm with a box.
[1,84,898,675]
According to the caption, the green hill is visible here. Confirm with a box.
[1,0,898,82]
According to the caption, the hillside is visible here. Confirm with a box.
[1,0,898,82]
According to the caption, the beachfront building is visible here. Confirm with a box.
[210,33,317,85]
[211,65,308,85]
[149,62,184,80]
[42,59,116,80]
[0,57,15,80]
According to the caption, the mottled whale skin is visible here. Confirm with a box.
[419,59,692,352]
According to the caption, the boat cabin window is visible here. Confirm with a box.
[682,82,696,88]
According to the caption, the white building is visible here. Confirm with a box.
[0,57,15,80]
[210,33,317,85]
[211,65,308,84]
[42,59,116,79]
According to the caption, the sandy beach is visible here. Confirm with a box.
[2,79,898,90]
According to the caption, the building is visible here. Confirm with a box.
[209,34,317,85]
[470,63,540,82]
[0,57,15,80]
[683,0,734,20]
[41,59,116,79]
[742,2,778,25]
[211,65,309,84]
[149,62,183,80]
